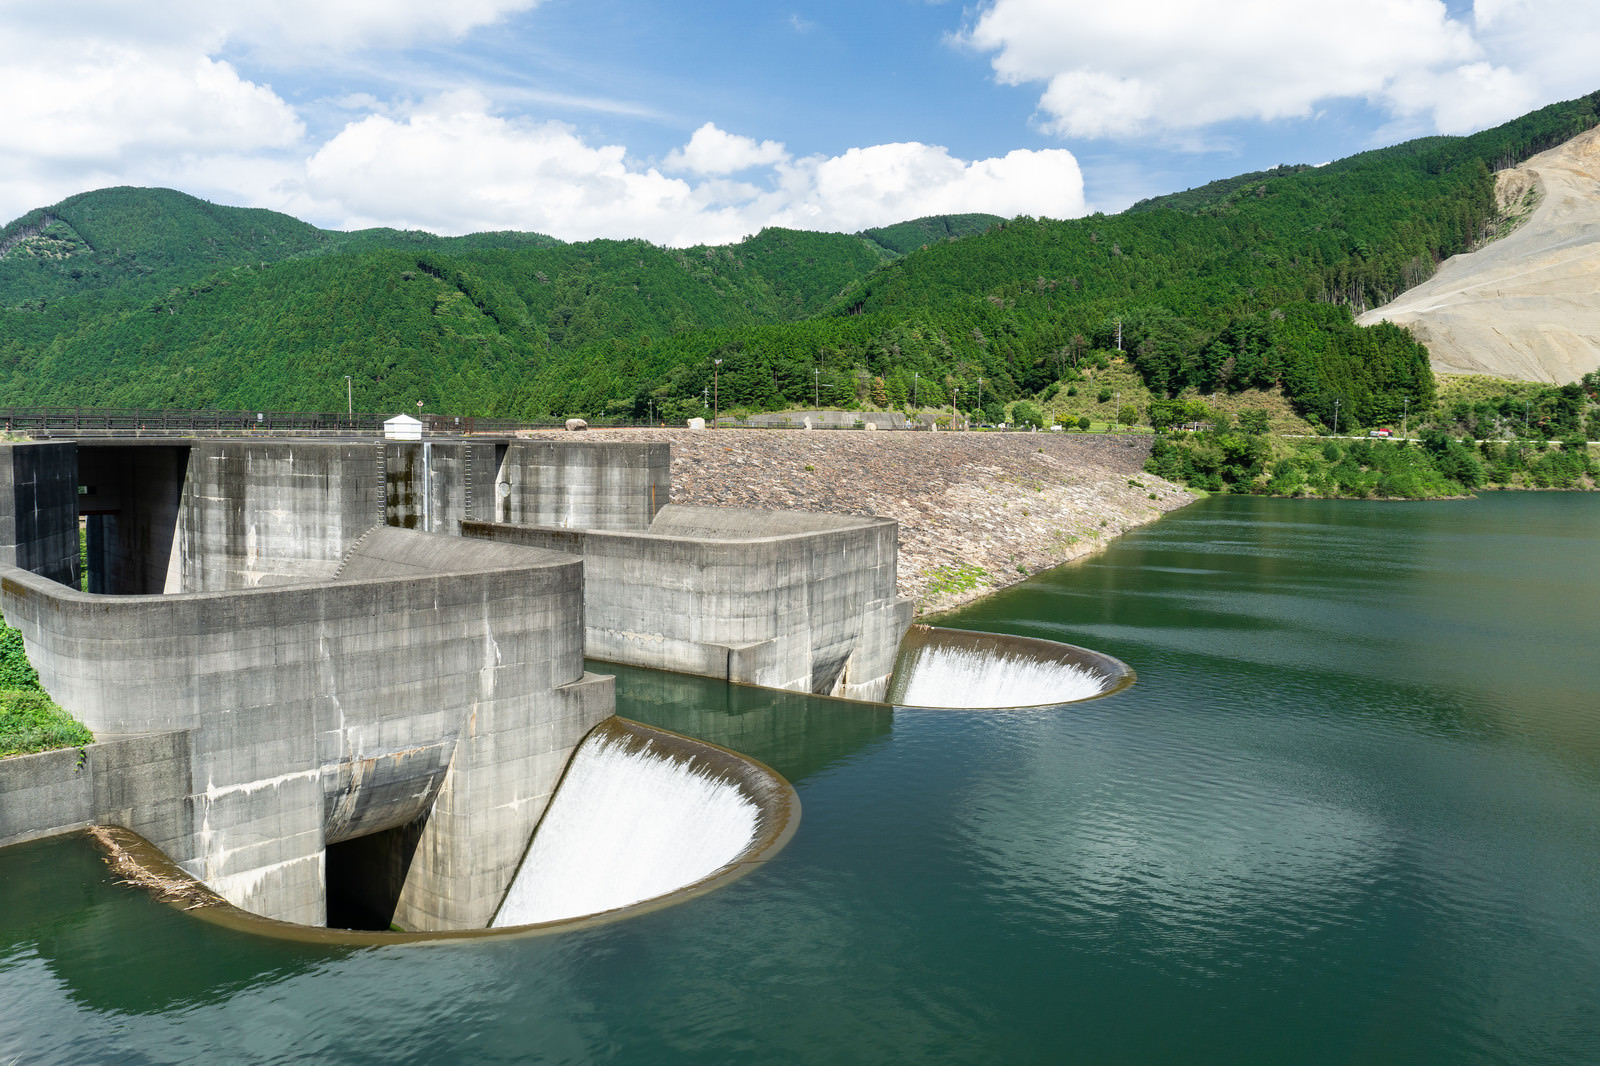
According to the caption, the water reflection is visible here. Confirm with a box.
[0,834,341,1021]
[601,660,894,783]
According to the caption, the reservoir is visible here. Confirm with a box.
[3,494,1598,1064]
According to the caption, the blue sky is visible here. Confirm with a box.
[2,0,1595,245]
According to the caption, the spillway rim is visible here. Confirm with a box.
[79,720,800,947]
[886,625,1136,710]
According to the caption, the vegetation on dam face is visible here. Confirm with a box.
[0,618,90,757]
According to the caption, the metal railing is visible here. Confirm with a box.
[0,407,567,438]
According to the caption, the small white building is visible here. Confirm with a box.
[384,414,423,441]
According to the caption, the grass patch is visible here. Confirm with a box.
[1,615,93,757]
[922,563,989,602]
[1,689,92,757]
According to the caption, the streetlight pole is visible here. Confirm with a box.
[714,358,722,429]
[344,375,352,418]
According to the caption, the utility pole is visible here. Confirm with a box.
[1333,397,1341,436]
[814,367,820,408]
[1403,397,1409,439]
[714,358,722,429]
[953,387,960,430]
[977,377,983,419]
[913,371,919,409]
[344,375,352,418]
[1116,318,1122,352]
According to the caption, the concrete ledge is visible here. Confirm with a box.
[464,504,911,695]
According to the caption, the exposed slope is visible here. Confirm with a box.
[1359,126,1600,383]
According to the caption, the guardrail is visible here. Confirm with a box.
[0,407,568,437]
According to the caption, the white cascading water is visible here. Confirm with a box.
[894,644,1107,709]
[492,731,759,927]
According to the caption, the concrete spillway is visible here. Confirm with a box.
[887,625,1133,709]
[493,718,797,928]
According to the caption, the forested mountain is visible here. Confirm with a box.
[2,91,1598,427]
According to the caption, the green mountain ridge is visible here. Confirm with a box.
[2,91,1598,428]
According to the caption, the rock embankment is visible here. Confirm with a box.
[540,428,1194,614]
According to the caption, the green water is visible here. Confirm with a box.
[3,494,1598,1064]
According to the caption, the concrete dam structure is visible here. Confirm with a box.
[0,435,899,931]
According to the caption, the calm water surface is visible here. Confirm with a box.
[3,494,1598,1064]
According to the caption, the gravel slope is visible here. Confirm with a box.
[1358,126,1600,384]
[533,428,1195,614]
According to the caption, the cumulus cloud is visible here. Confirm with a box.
[769,143,1085,233]
[664,123,790,175]
[304,93,702,241]
[0,34,305,214]
[299,106,1087,244]
[961,0,1560,140]
[0,48,303,163]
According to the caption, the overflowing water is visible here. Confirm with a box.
[887,626,1123,708]
[893,644,1107,708]
[492,727,760,926]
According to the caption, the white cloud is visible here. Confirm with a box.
[304,93,700,241]
[770,144,1085,233]
[961,0,1559,140]
[0,49,303,163]
[4,0,542,60]
[295,100,1086,244]
[664,123,790,175]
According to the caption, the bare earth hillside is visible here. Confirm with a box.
[1358,126,1600,383]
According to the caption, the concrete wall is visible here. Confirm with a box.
[488,440,669,530]
[1,438,669,596]
[465,504,913,699]
[176,441,384,591]
[0,442,78,589]
[0,527,612,929]
[0,733,192,854]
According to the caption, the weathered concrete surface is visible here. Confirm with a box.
[487,439,670,530]
[466,503,913,700]
[0,527,611,929]
[515,428,1194,614]
[177,441,383,591]
[0,441,78,589]
[53,438,669,595]
[0,733,191,852]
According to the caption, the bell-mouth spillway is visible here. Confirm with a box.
[886,625,1135,709]
[81,717,800,946]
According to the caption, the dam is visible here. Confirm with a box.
[0,432,1122,935]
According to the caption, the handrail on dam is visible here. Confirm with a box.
[0,405,566,437]
[0,405,958,437]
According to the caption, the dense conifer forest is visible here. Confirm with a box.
[2,92,1598,434]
